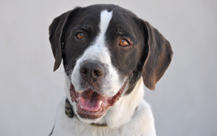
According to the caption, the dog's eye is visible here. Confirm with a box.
[119,39,130,47]
[76,32,84,39]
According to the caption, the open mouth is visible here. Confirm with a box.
[70,81,127,119]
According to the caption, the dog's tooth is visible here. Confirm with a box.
[78,97,81,104]
[99,100,102,107]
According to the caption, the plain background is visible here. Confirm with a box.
[0,0,217,136]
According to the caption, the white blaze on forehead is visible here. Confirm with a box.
[100,10,113,35]
[88,10,113,62]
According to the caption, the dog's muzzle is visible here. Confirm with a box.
[69,61,127,119]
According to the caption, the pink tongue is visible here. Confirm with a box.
[79,96,102,112]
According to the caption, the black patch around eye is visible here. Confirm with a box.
[62,20,100,74]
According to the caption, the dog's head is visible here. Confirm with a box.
[49,4,172,123]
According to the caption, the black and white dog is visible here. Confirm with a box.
[49,4,173,136]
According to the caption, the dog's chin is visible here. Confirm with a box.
[69,81,127,120]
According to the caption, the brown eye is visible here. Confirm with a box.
[119,39,130,46]
[76,32,84,39]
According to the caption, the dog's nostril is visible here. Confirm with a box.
[93,70,102,77]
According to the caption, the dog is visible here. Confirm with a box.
[49,4,173,136]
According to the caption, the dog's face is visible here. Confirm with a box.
[49,4,172,123]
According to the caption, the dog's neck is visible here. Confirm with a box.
[64,75,144,128]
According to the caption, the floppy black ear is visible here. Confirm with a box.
[49,7,80,71]
[142,21,173,90]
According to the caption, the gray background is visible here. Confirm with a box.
[0,0,217,136]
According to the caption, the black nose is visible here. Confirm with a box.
[80,62,105,82]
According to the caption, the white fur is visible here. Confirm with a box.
[52,77,156,136]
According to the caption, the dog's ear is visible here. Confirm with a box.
[49,7,80,71]
[142,21,173,90]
